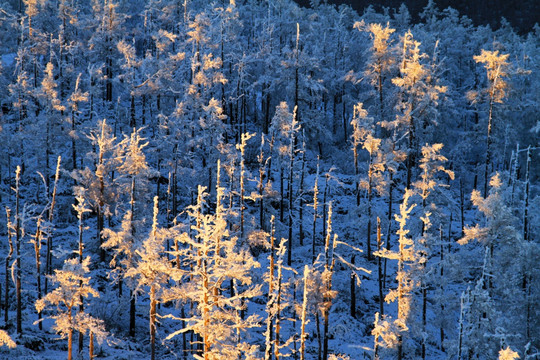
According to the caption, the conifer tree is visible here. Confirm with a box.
[127,196,180,360]
[355,21,396,133]
[411,143,454,359]
[36,257,107,360]
[468,50,510,198]
[72,186,91,354]
[72,119,119,262]
[390,30,446,188]
[375,189,417,360]
[165,185,261,359]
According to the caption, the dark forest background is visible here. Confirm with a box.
[294,0,540,34]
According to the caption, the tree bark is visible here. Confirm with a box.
[5,208,14,327]
[15,166,22,334]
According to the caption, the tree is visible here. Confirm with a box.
[355,21,396,135]
[126,196,180,360]
[72,119,119,262]
[165,185,261,359]
[390,30,446,188]
[36,257,107,360]
[411,143,454,359]
[269,102,300,265]
[72,186,92,354]
[375,189,417,360]
[467,50,510,198]
[0,330,16,348]
[458,173,531,354]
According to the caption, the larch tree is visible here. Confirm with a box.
[102,127,154,338]
[411,143,454,360]
[72,119,119,262]
[390,30,447,189]
[72,186,92,354]
[67,74,89,171]
[375,189,418,360]
[269,102,300,265]
[165,185,261,360]
[126,196,181,360]
[350,103,387,261]
[36,257,107,360]
[458,173,532,354]
[355,21,396,135]
[36,62,65,196]
[467,50,510,198]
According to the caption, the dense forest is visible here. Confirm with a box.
[0,0,539,359]
[294,0,540,35]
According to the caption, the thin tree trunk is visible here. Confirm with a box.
[460,178,465,238]
[377,218,384,316]
[384,172,394,289]
[89,332,94,360]
[77,194,86,355]
[68,316,73,360]
[299,138,305,246]
[287,129,295,266]
[483,97,494,198]
[150,285,156,360]
[274,264,283,360]
[15,166,22,335]
[129,177,136,337]
[5,208,13,327]
[264,216,276,360]
[350,254,356,318]
[312,159,319,263]
[280,166,284,224]
[45,156,61,294]
[316,312,322,360]
[258,136,266,230]
[322,205,335,360]
[33,218,43,330]
[523,146,531,240]
[367,153,374,261]
[439,225,445,352]
[300,265,309,360]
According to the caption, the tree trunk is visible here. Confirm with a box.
[440,225,445,352]
[89,332,94,360]
[299,141,305,246]
[523,146,531,240]
[45,157,61,294]
[274,264,283,360]
[350,255,356,318]
[312,159,319,263]
[280,165,284,224]
[287,134,295,266]
[15,166,22,334]
[367,153,374,261]
[483,96,494,198]
[150,285,156,360]
[130,291,136,337]
[300,265,309,360]
[384,172,394,289]
[129,177,136,337]
[377,218,384,316]
[33,218,43,330]
[68,311,73,360]
[5,208,13,327]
